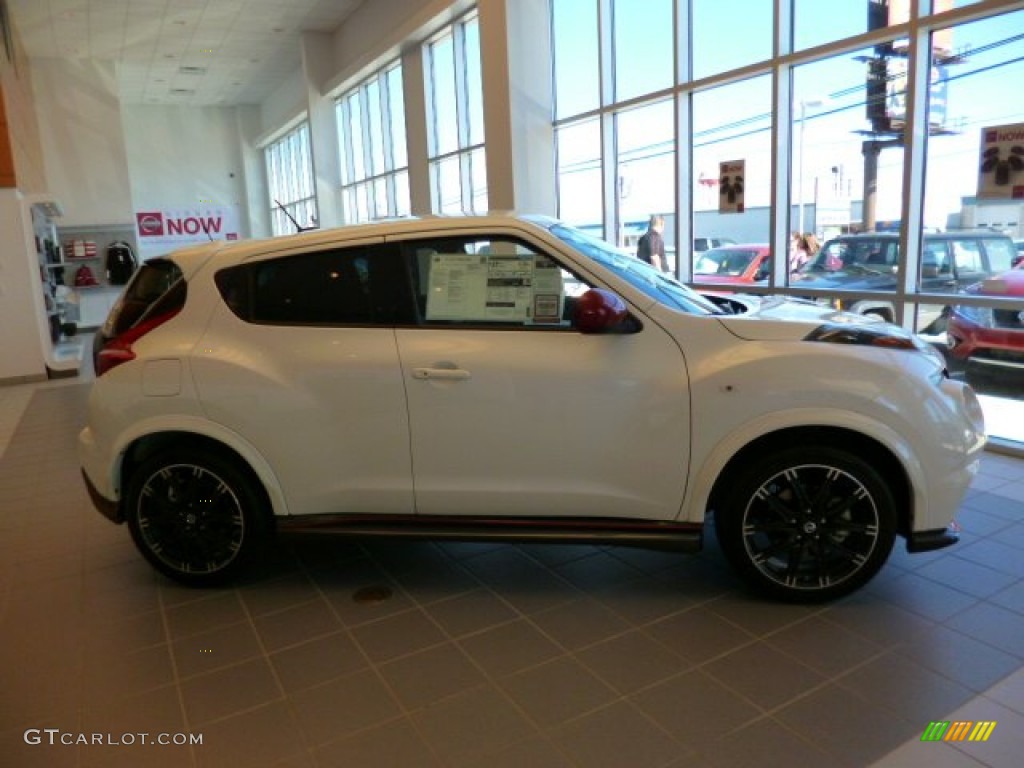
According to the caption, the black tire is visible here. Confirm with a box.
[714,446,896,603]
[125,447,269,586]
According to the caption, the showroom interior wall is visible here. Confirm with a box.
[0,17,48,382]
[120,105,249,256]
[0,19,44,193]
[30,58,132,228]
[24,0,558,242]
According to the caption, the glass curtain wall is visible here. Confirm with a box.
[425,12,488,214]
[550,0,1024,447]
[265,122,317,236]
[336,63,410,223]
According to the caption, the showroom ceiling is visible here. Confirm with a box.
[7,0,365,106]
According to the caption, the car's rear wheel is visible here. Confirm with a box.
[714,446,896,602]
[125,447,269,586]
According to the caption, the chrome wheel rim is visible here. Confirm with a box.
[135,463,245,575]
[741,464,880,591]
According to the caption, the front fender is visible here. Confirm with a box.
[681,406,926,524]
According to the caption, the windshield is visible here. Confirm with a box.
[696,248,759,276]
[549,224,722,315]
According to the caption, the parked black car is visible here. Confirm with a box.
[793,231,1017,332]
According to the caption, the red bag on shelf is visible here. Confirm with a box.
[74,265,100,286]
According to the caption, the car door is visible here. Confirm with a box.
[193,239,416,517]
[392,232,691,521]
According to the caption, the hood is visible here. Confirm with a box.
[713,295,883,341]
[973,268,1024,297]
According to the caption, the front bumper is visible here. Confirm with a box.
[906,523,960,553]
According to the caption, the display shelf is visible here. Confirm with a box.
[57,224,138,289]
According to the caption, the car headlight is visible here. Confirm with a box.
[804,323,917,350]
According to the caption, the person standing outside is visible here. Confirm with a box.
[637,215,667,271]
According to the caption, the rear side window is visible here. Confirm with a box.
[952,240,983,272]
[215,245,415,326]
[104,259,185,336]
[982,237,1015,272]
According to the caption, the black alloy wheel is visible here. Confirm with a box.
[125,448,268,585]
[715,446,896,602]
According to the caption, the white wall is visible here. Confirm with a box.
[120,105,248,257]
[31,59,133,227]
[0,190,49,382]
[258,68,308,141]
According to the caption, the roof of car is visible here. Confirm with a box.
[160,213,560,274]
[827,230,1012,241]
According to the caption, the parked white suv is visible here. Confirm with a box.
[79,214,986,601]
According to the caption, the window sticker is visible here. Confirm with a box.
[531,256,566,323]
[425,251,567,324]
[425,253,489,321]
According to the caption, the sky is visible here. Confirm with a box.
[551,0,1024,237]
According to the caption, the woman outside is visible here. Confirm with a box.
[789,232,820,273]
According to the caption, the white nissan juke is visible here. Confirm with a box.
[79,214,987,602]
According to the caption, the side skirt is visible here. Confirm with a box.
[275,514,704,553]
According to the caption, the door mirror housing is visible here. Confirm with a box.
[574,288,629,333]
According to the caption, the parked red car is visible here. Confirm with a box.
[693,244,771,284]
[946,265,1024,381]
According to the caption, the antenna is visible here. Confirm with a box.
[274,200,317,233]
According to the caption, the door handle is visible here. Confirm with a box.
[412,367,472,381]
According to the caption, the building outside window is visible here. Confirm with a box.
[550,0,1024,446]
[425,12,487,214]
[265,122,317,236]
[337,63,410,223]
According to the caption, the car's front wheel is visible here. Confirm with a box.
[125,447,269,586]
[714,446,896,602]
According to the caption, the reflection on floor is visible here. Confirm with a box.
[0,378,1022,768]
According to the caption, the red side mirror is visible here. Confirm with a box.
[574,288,628,334]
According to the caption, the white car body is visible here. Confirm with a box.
[79,214,986,601]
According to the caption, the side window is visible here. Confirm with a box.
[982,238,1015,273]
[215,245,415,325]
[952,240,984,273]
[400,236,590,328]
[922,241,952,275]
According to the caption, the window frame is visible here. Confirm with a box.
[424,11,488,214]
[336,62,410,223]
[264,122,318,237]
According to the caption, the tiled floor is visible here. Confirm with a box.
[1,376,1023,767]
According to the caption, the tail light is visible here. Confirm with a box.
[95,308,180,377]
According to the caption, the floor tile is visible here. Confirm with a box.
[1,380,1023,767]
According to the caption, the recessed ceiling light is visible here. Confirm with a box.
[179,66,207,75]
